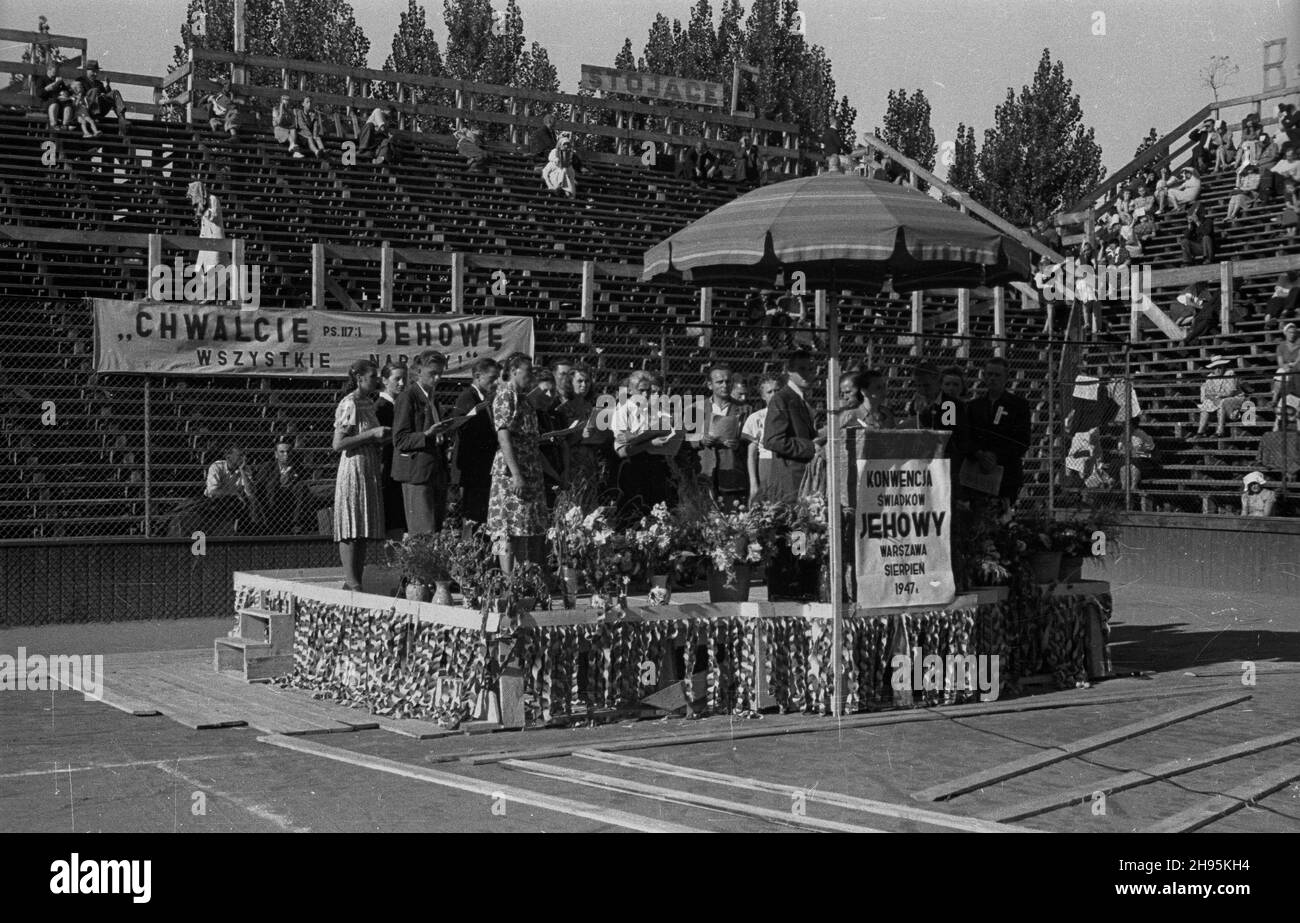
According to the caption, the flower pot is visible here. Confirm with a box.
[1029,551,1063,584]
[562,566,581,608]
[1058,555,1084,584]
[405,580,432,602]
[432,580,453,606]
[648,573,672,606]
[708,564,751,603]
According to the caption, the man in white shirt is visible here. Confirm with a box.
[696,364,748,505]
[205,445,255,532]
[612,371,679,521]
[742,374,782,502]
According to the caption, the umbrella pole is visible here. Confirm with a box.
[820,289,845,718]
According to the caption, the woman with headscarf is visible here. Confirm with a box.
[543,132,579,197]
[332,360,390,590]
[188,180,224,282]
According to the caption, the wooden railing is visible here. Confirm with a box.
[0,26,168,116]
[170,48,803,170]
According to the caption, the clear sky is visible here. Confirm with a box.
[4,0,1297,173]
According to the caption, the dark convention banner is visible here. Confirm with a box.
[93,300,534,378]
[580,64,725,108]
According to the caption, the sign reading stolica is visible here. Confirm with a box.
[855,430,955,609]
[93,299,533,378]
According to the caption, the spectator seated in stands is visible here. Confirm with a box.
[255,436,309,534]
[1188,118,1216,173]
[1175,282,1223,344]
[357,106,404,165]
[821,116,848,174]
[1224,165,1260,223]
[1269,145,1300,202]
[1178,202,1216,266]
[732,135,763,188]
[527,113,557,168]
[866,152,891,181]
[70,82,100,138]
[1152,165,1174,215]
[1116,419,1158,493]
[1278,178,1300,243]
[542,132,582,196]
[294,95,327,159]
[203,74,241,138]
[1240,470,1277,517]
[1273,321,1300,410]
[1254,134,1280,203]
[76,61,127,137]
[455,125,492,173]
[1261,271,1299,323]
[1158,165,1202,214]
[40,61,74,130]
[1194,355,1249,439]
[676,139,718,185]
[1236,115,1263,173]
[272,94,304,158]
[204,444,256,532]
[1280,102,1300,151]
[1211,119,1236,172]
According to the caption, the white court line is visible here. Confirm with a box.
[0,752,264,780]
[571,749,1036,833]
[153,761,312,833]
[259,734,705,833]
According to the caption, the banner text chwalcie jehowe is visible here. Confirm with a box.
[93,300,534,377]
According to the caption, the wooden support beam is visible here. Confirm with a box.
[1220,259,1234,336]
[698,287,713,349]
[910,291,924,357]
[380,242,394,311]
[311,243,325,308]
[324,276,359,311]
[449,251,465,313]
[147,233,162,294]
[579,261,595,346]
[956,289,970,358]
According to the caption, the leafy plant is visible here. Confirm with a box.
[697,501,778,581]
[631,502,693,576]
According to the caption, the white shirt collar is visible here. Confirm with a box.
[787,379,805,399]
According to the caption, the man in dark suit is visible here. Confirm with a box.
[762,350,824,502]
[1179,203,1216,266]
[967,356,1033,506]
[452,357,499,525]
[254,436,307,534]
[392,349,451,534]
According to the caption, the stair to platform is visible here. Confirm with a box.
[214,593,295,682]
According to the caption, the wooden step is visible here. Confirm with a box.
[214,635,294,682]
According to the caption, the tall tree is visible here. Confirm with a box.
[385,0,446,132]
[975,49,1105,226]
[613,38,637,72]
[946,122,979,194]
[169,0,369,103]
[875,88,937,191]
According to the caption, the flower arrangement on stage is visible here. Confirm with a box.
[547,493,590,572]
[386,531,455,588]
[696,502,778,581]
[586,505,637,594]
[509,561,551,612]
[771,491,830,560]
[631,502,693,577]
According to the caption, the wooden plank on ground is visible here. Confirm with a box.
[911,692,1251,802]
[51,663,162,717]
[258,734,703,833]
[501,759,882,833]
[1146,764,1300,833]
[272,686,465,739]
[440,684,1243,766]
[147,663,353,735]
[983,729,1300,822]
[112,666,250,730]
[572,750,1035,834]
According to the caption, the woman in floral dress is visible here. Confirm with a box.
[487,353,555,572]
[333,359,390,590]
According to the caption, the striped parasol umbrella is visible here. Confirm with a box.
[643,173,1032,291]
[642,172,1033,718]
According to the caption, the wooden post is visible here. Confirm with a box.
[1220,260,1233,336]
[1130,291,1141,342]
[698,287,713,349]
[380,242,394,311]
[147,233,162,295]
[450,252,465,313]
[230,238,245,290]
[185,48,195,125]
[311,243,326,308]
[455,88,464,131]
[232,0,247,86]
[820,288,844,719]
[993,287,1006,357]
[580,261,595,346]
[956,288,971,358]
[910,291,923,357]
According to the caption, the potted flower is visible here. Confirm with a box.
[1053,513,1117,582]
[586,506,636,610]
[632,502,691,604]
[768,495,830,601]
[509,561,551,613]
[385,531,454,603]
[697,504,775,603]
[547,494,591,607]
[1008,514,1062,584]
[446,522,491,608]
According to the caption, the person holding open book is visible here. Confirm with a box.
[451,357,499,526]
[612,370,681,523]
[696,364,748,507]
